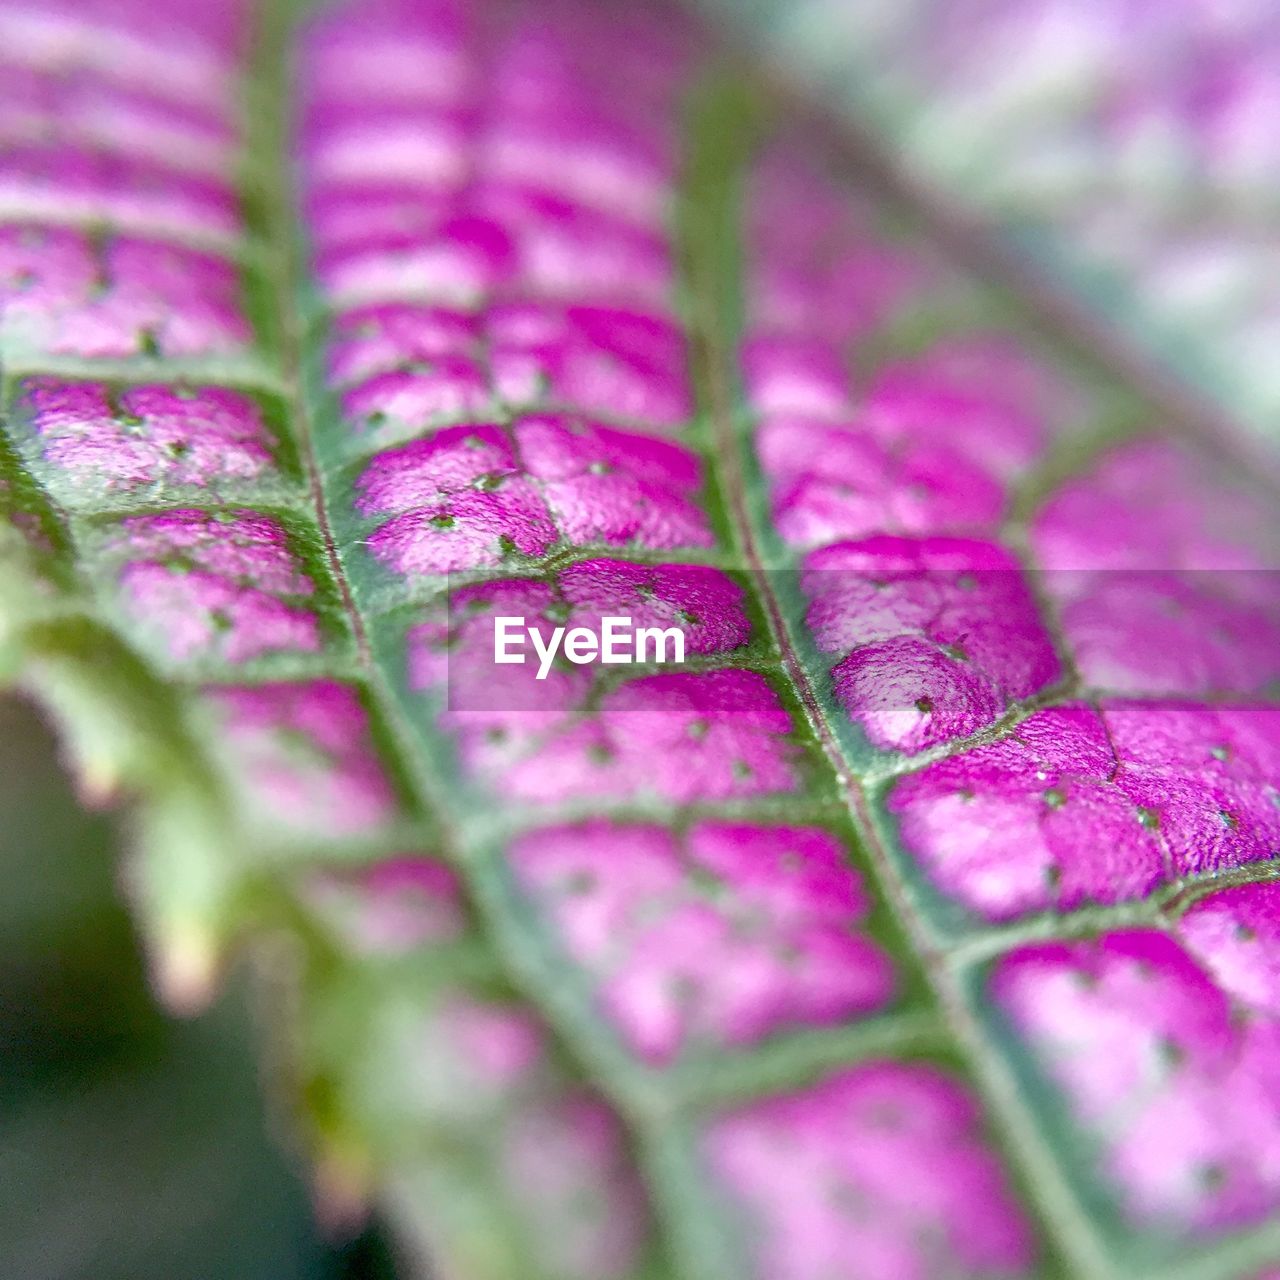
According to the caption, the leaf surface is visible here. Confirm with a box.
[1,2,1279,1279]
[699,0,1280,452]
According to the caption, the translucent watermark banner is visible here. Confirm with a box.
[420,564,1280,734]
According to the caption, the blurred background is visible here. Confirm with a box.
[0,694,397,1280]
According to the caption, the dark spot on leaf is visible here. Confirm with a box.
[564,870,596,896]
[667,974,699,1008]
[688,865,725,899]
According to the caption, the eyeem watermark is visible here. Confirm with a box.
[494,616,686,679]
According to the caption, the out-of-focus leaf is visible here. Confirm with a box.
[699,0,1280,449]
[0,696,397,1280]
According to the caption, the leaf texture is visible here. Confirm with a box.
[0,2,1279,1280]
[697,0,1280,449]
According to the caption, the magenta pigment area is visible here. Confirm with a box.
[0,1,1278,1279]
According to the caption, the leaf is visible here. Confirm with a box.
[1,2,1279,1279]
[697,0,1280,451]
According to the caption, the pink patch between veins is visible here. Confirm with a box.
[355,424,556,574]
[1032,438,1280,695]
[0,224,249,357]
[0,143,240,242]
[488,303,692,428]
[759,414,1006,547]
[0,5,245,119]
[110,510,320,664]
[514,415,712,550]
[493,668,802,806]
[206,679,397,836]
[341,362,493,441]
[804,537,1060,754]
[511,821,895,1062]
[889,700,1280,922]
[995,887,1280,1237]
[0,66,237,175]
[706,1062,1036,1280]
[326,302,481,385]
[20,379,273,500]
[325,296,694,442]
[355,412,714,575]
